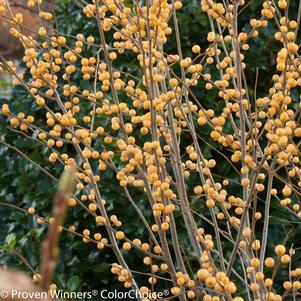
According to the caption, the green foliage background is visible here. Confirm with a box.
[0,0,301,298]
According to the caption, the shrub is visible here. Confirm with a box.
[1,0,301,300]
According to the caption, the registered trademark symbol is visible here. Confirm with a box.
[92,290,98,296]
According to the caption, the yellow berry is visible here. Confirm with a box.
[275,245,286,256]
[27,207,35,215]
[192,45,201,54]
[115,231,125,240]
[280,254,290,264]
[264,257,275,268]
[197,269,209,281]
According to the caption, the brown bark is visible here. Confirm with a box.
[0,0,55,59]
